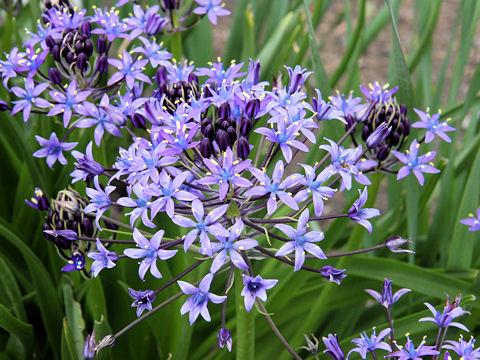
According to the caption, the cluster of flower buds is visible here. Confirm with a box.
[4,0,456,357]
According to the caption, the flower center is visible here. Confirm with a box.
[247,281,261,293]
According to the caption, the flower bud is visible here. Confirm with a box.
[45,35,56,50]
[155,66,168,86]
[131,113,147,129]
[320,266,347,285]
[95,55,108,73]
[237,136,250,159]
[76,53,88,71]
[74,41,83,54]
[227,126,237,145]
[48,68,63,85]
[376,144,390,161]
[51,45,61,61]
[81,22,91,37]
[202,124,215,141]
[323,334,344,360]
[96,36,107,54]
[66,51,75,64]
[385,236,414,253]
[0,100,9,111]
[82,217,95,237]
[25,187,50,211]
[218,103,231,118]
[245,99,260,118]
[215,129,229,151]
[403,117,411,136]
[199,138,213,158]
[239,116,253,136]
[145,14,167,36]
[162,0,178,10]
[366,122,391,149]
[217,328,232,352]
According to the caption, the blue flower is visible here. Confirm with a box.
[193,0,231,24]
[321,266,347,285]
[124,229,177,280]
[419,295,470,332]
[48,80,91,127]
[387,336,439,360]
[178,273,226,324]
[11,77,50,122]
[84,176,115,230]
[323,334,345,360]
[319,138,359,190]
[460,208,480,232]
[443,336,480,360]
[275,209,326,271]
[240,274,278,312]
[128,288,156,317]
[33,132,77,169]
[348,187,380,233]
[217,328,232,352]
[365,278,410,308]
[87,240,118,277]
[70,142,104,183]
[61,250,86,272]
[347,328,391,359]
[412,108,455,143]
[391,140,439,186]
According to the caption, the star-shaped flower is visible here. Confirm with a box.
[33,132,77,169]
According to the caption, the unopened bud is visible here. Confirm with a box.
[385,236,414,253]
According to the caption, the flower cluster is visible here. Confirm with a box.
[8,0,456,358]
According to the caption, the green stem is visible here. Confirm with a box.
[171,12,182,61]
[235,270,255,360]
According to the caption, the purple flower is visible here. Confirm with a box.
[386,336,439,360]
[198,147,252,200]
[33,132,77,169]
[48,80,91,127]
[412,108,455,143]
[76,95,123,146]
[443,336,480,360]
[255,120,309,163]
[132,37,172,68]
[128,288,156,317]
[391,140,439,186]
[365,278,410,308]
[108,50,151,89]
[11,78,50,122]
[178,273,226,324]
[83,331,97,359]
[419,295,470,332]
[241,274,278,312]
[91,8,132,41]
[329,91,363,124]
[244,160,301,214]
[275,209,326,271]
[366,122,391,148]
[460,209,480,232]
[125,5,167,38]
[209,220,258,273]
[172,199,229,254]
[360,82,398,103]
[347,328,391,359]
[117,183,156,228]
[84,176,115,230]
[87,239,119,277]
[0,47,24,88]
[195,59,245,85]
[323,334,345,360]
[145,170,197,218]
[321,266,347,285]
[124,229,177,280]
[348,187,380,233]
[61,249,85,272]
[217,328,232,352]
[294,165,335,216]
[70,142,104,183]
[194,0,231,24]
[319,138,359,190]
[43,229,78,243]
[385,236,414,254]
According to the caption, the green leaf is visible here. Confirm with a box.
[61,318,79,360]
[0,304,33,352]
[63,283,86,360]
[0,254,27,321]
[235,270,254,360]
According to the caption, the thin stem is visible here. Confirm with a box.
[326,243,385,258]
[242,217,289,242]
[254,246,323,274]
[154,260,203,295]
[386,307,395,351]
[248,213,349,224]
[256,301,302,360]
[78,235,135,244]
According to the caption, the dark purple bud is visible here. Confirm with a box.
[199,138,213,158]
[162,0,178,10]
[217,328,232,352]
[83,332,97,359]
[361,125,370,142]
[227,126,237,145]
[83,39,93,57]
[155,66,168,86]
[403,117,411,136]
[399,104,407,115]
[46,35,56,50]
[95,55,108,73]
[366,122,391,148]
[386,132,400,147]
[103,220,119,231]
[220,120,230,131]
[96,36,107,54]
[237,136,250,160]
[25,187,50,211]
[323,334,344,360]
[218,103,231,118]
[131,113,146,129]
[66,51,75,64]
[320,266,347,285]
[145,14,167,36]
[48,68,63,85]
[288,73,303,94]
[203,124,215,141]
[215,129,229,151]
[245,99,260,118]
[239,116,253,136]
[81,22,91,37]
[82,217,95,237]
[188,73,198,85]
[204,85,213,98]
[76,53,87,71]
[376,144,390,161]
[74,41,83,54]
[52,45,61,61]
[0,100,9,111]
[64,32,74,44]
[201,117,212,129]
[396,123,404,135]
